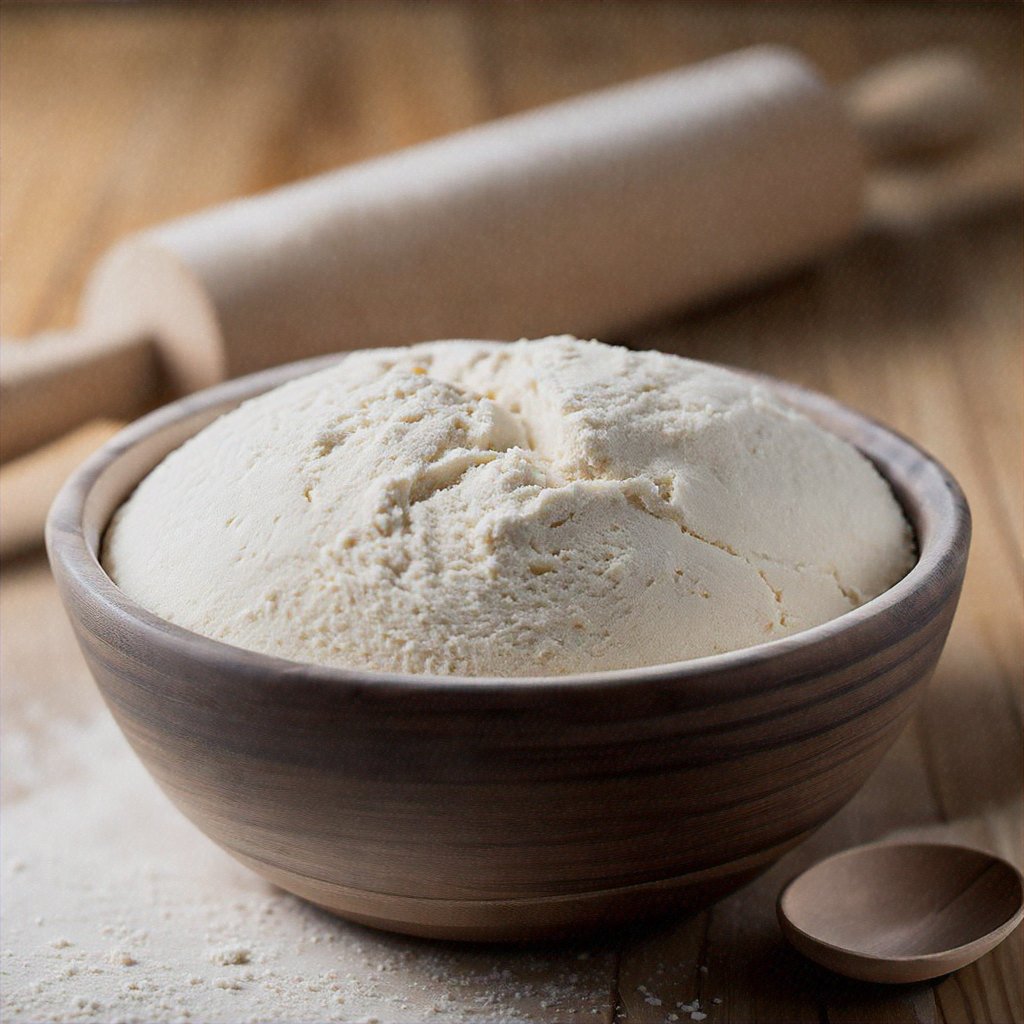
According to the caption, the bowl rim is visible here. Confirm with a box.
[46,351,971,697]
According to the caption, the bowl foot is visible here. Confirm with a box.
[229,832,812,942]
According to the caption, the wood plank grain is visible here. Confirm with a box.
[0,2,1020,1021]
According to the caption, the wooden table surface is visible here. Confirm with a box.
[2,3,1021,1022]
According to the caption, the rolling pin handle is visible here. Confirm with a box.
[0,331,161,463]
[845,51,992,164]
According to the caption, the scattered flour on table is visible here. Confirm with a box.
[0,713,618,1022]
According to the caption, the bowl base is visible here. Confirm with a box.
[229,832,812,942]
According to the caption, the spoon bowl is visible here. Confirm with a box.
[778,842,1024,984]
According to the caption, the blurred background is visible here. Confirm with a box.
[3,1,1021,339]
[1,4,1021,1023]
[2,1,1022,555]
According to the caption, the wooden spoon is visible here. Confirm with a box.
[778,842,1024,984]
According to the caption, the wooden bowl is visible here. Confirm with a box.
[46,355,970,942]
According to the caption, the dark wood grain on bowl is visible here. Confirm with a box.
[46,355,970,941]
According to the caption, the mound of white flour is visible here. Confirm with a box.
[103,337,913,676]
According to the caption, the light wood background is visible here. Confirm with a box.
[1,2,1021,1022]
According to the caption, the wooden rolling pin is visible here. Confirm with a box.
[0,46,990,464]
